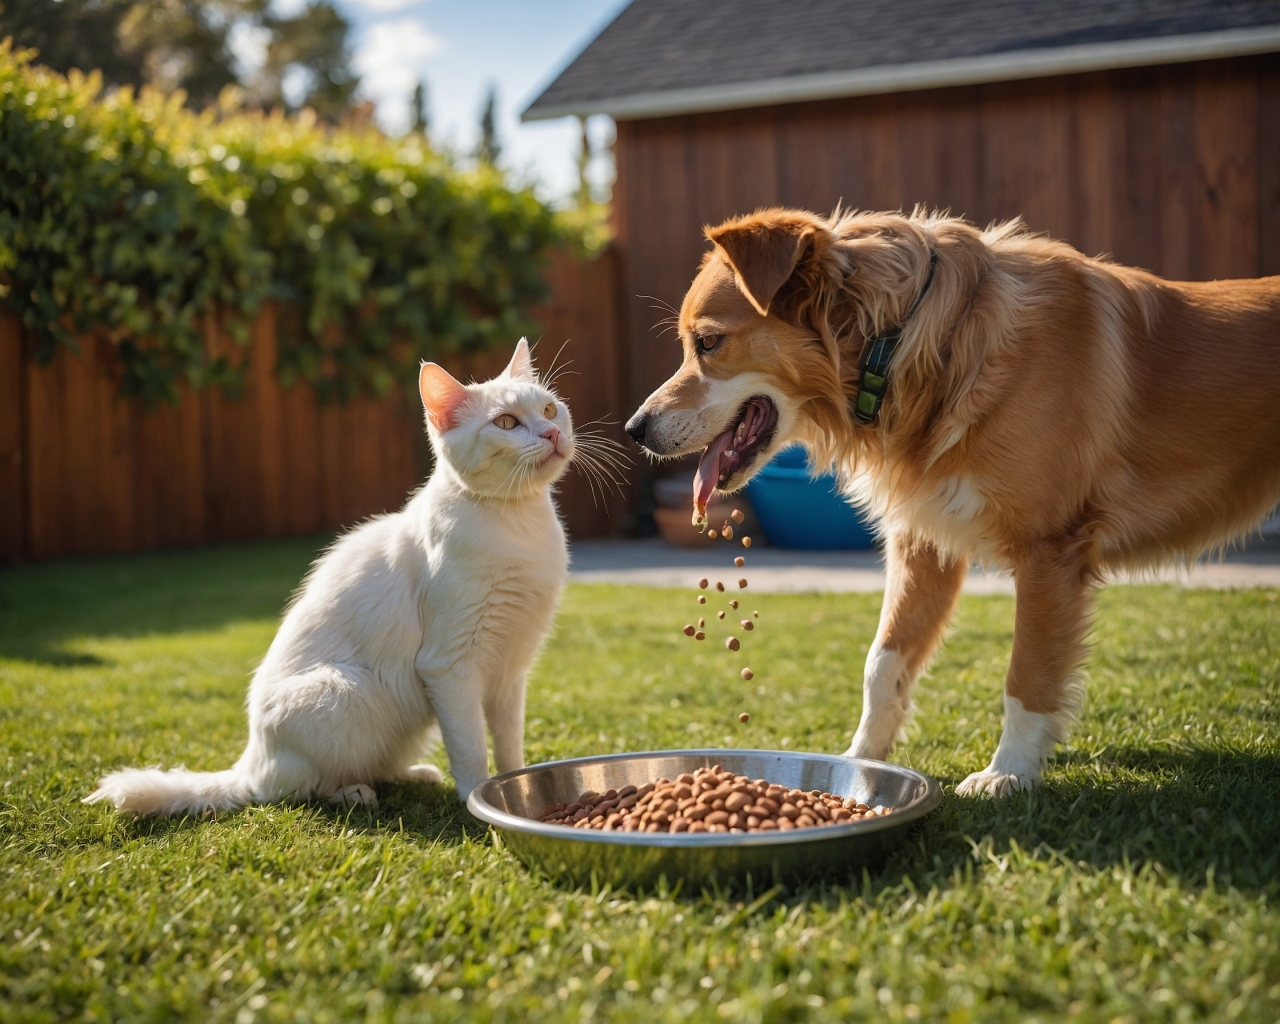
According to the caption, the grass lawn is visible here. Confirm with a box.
[1,536,1278,1023]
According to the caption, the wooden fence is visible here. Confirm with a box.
[0,248,629,565]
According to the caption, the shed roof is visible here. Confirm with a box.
[523,0,1280,121]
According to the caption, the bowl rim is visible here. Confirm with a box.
[466,748,941,848]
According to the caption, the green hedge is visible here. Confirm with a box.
[0,42,566,404]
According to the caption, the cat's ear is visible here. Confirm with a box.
[419,362,468,430]
[500,337,534,382]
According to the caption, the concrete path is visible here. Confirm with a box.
[568,534,1280,594]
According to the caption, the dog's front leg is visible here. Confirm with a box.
[846,533,967,760]
[956,537,1093,797]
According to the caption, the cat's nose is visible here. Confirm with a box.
[624,411,648,446]
[541,426,563,451]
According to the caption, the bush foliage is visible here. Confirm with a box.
[0,43,564,403]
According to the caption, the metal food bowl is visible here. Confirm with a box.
[466,749,940,889]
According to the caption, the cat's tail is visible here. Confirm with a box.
[83,766,254,817]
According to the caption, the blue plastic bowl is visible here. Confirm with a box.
[745,446,877,549]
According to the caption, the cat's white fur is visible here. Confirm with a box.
[85,339,571,815]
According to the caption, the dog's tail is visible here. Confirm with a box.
[83,766,254,817]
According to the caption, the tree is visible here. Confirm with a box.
[0,0,360,118]
[0,0,251,107]
[410,79,428,136]
[476,84,500,166]
[255,1,359,121]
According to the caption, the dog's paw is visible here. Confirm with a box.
[329,783,378,809]
[955,768,1037,798]
[845,735,894,761]
[402,764,444,786]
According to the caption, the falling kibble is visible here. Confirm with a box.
[734,556,745,567]
[742,536,752,548]
[726,637,740,652]
[698,578,709,589]
[698,617,705,628]
[739,712,751,723]
[738,578,748,589]
[729,599,739,609]
[753,610,759,617]
[741,667,754,680]
[731,509,745,523]
[683,625,695,637]
[698,595,706,604]
[717,611,725,620]
[741,619,754,631]
[723,524,734,540]
[716,581,725,592]
[695,631,706,641]
[707,528,718,539]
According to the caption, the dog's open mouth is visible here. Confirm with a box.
[692,396,778,522]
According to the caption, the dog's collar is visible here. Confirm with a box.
[854,250,939,425]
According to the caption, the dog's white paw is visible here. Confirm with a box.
[329,784,378,809]
[402,764,444,785]
[845,732,894,761]
[955,768,1038,798]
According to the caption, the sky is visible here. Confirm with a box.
[293,0,631,201]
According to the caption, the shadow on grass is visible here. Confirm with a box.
[900,746,1280,893]
[0,536,329,666]
[109,779,484,849]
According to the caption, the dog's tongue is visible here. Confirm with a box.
[692,429,734,525]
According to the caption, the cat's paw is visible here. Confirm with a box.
[402,764,444,786]
[329,784,378,809]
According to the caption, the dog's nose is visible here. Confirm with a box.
[624,411,649,446]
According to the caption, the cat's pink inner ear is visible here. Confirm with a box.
[419,363,468,430]
[501,337,534,382]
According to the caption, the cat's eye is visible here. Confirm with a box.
[544,402,557,419]
[494,414,518,430]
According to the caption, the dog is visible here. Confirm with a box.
[625,206,1280,796]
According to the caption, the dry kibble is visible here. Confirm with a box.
[722,524,734,540]
[698,595,706,604]
[741,619,754,630]
[698,617,705,628]
[716,581,725,592]
[729,599,739,609]
[536,767,889,833]
[698,578,709,589]
[739,712,750,723]
[738,578,748,589]
[742,536,752,548]
[734,556,745,567]
[694,631,706,641]
[683,624,695,637]
[731,509,745,523]
[707,528,718,539]
[717,610,725,620]
[741,667,754,680]
[726,636,740,651]
[753,610,759,617]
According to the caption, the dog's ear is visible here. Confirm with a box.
[707,215,817,316]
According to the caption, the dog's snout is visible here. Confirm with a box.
[624,410,649,447]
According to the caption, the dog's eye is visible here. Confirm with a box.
[494,414,518,430]
[696,332,726,354]
[544,402,557,419]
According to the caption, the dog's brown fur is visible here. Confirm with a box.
[631,207,1280,794]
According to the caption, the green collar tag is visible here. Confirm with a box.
[854,251,938,425]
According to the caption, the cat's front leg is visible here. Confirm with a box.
[417,660,490,802]
[485,676,527,776]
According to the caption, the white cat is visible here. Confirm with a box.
[86,339,576,815]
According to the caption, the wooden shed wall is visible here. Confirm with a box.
[612,54,1280,409]
[0,248,628,565]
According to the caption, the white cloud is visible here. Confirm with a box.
[353,18,443,131]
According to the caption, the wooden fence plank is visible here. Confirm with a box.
[1192,59,1260,280]
[0,316,24,562]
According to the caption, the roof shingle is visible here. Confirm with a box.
[524,0,1280,120]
